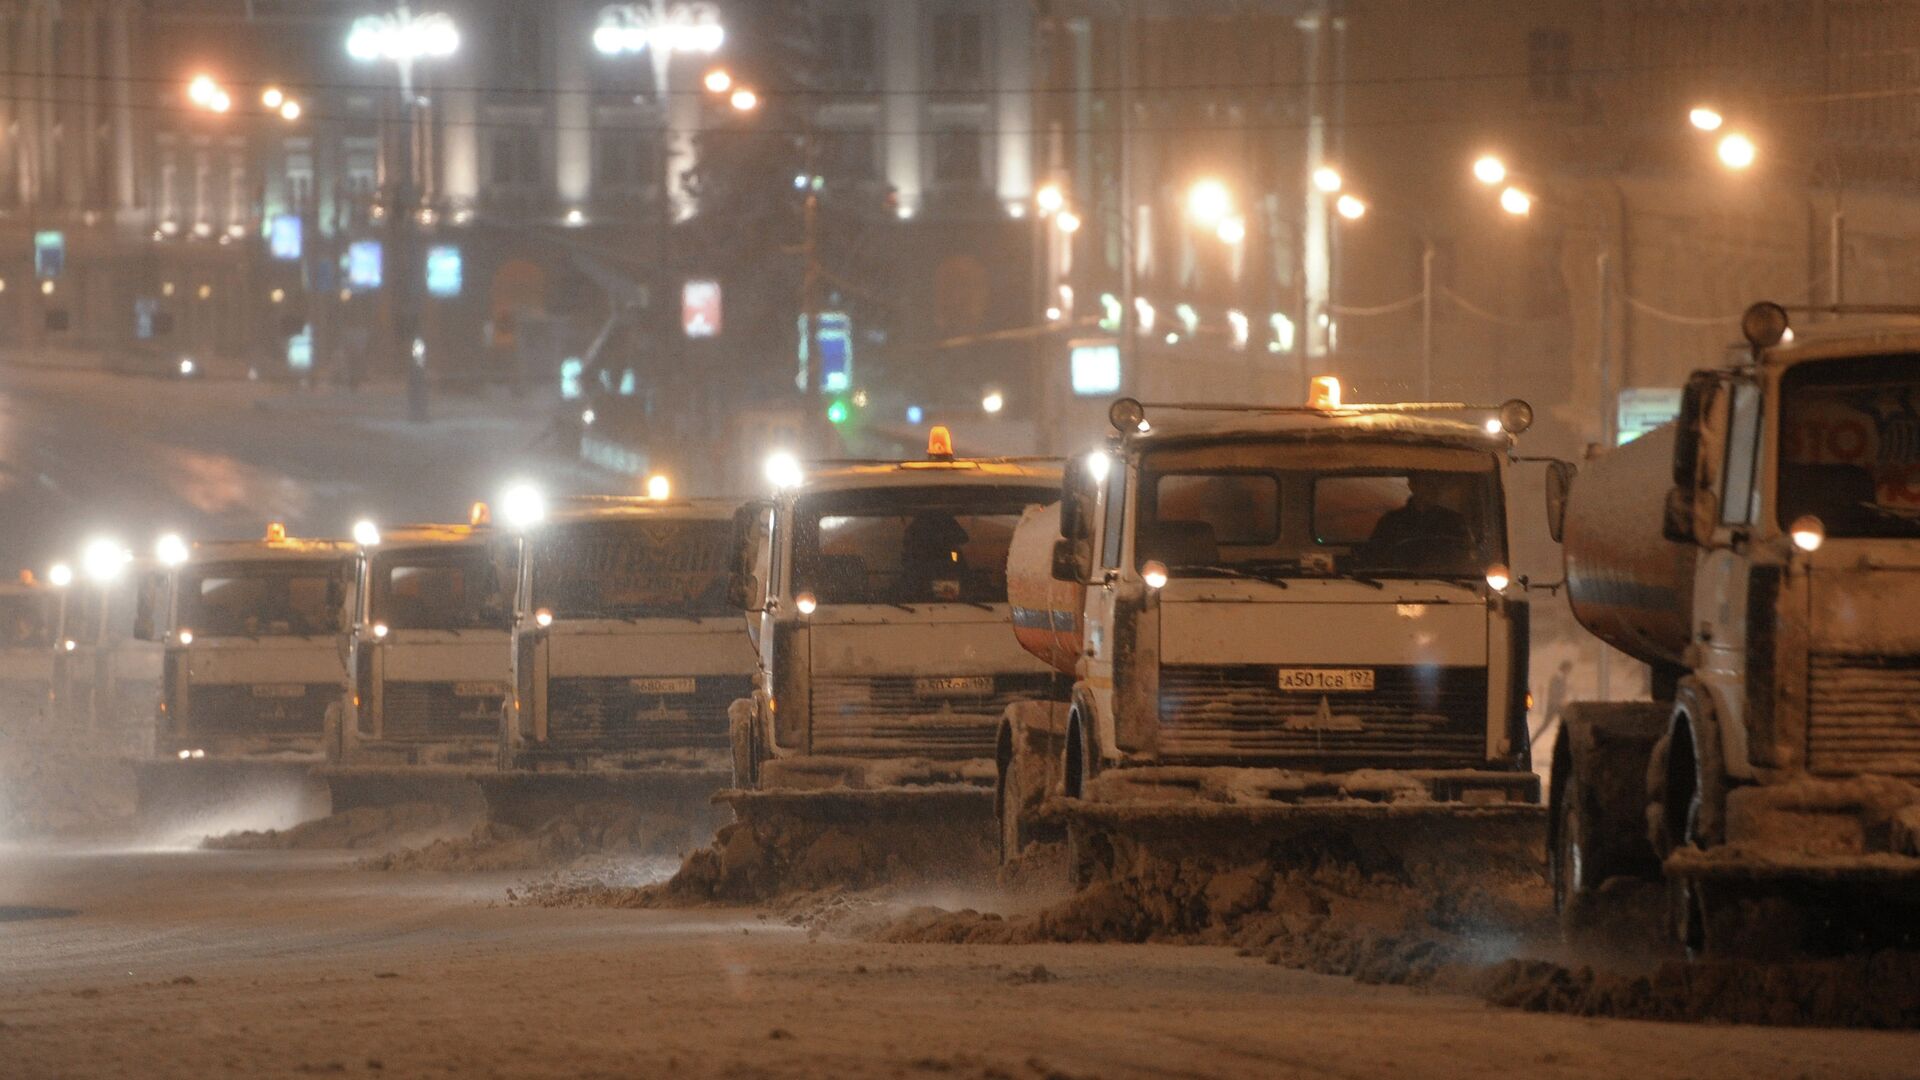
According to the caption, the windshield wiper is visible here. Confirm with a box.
[1171,564,1289,589]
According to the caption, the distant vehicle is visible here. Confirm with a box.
[724,431,1065,883]
[0,571,61,744]
[133,524,355,817]
[325,516,516,811]
[53,560,162,759]
[999,384,1548,885]
[494,493,754,831]
[1550,302,1920,955]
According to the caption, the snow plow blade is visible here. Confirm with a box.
[659,786,997,902]
[133,758,329,836]
[473,768,731,840]
[1050,797,1546,890]
[316,766,488,818]
[1667,850,1920,956]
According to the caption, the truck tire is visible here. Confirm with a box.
[1550,702,1667,913]
[998,752,1027,864]
[727,699,760,790]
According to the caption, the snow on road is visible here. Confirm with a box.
[0,846,1912,1080]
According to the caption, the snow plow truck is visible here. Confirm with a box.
[999,383,1550,888]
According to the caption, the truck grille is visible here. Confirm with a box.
[188,683,337,736]
[544,675,748,753]
[1158,665,1489,767]
[809,673,1058,760]
[382,682,501,742]
[1807,653,1920,776]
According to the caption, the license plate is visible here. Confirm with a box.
[915,676,993,697]
[630,677,696,695]
[453,682,506,698]
[1277,668,1375,693]
[251,683,307,699]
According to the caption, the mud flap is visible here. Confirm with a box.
[1055,799,1546,893]
[133,758,330,833]
[665,787,998,902]
[317,767,488,818]
[474,768,732,840]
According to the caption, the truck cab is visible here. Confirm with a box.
[503,495,754,773]
[0,572,61,742]
[337,519,515,768]
[142,526,355,762]
[730,435,1065,792]
[1014,391,1539,823]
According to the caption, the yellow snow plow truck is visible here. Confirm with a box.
[715,430,1065,893]
[1000,384,1549,889]
[1550,302,1920,956]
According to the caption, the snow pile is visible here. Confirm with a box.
[644,789,997,903]
[202,801,467,852]
[363,801,707,873]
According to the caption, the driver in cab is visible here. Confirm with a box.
[1366,474,1475,570]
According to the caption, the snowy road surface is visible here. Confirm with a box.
[0,847,1913,1079]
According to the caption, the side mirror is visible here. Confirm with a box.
[1671,371,1716,487]
[726,572,763,612]
[1050,537,1090,585]
[1545,460,1577,544]
[1661,486,1696,544]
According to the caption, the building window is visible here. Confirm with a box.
[343,138,379,198]
[930,12,986,91]
[490,128,543,189]
[493,10,547,93]
[932,126,983,187]
[594,131,658,194]
[285,152,315,208]
[1528,29,1571,102]
[820,9,877,91]
[819,127,877,180]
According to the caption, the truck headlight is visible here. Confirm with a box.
[371,622,389,639]
[1790,515,1825,553]
[177,629,194,646]
[534,609,554,629]
[1485,564,1512,592]
[1142,560,1169,590]
[794,591,818,616]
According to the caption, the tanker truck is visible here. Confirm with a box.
[1549,302,1920,956]
[998,383,1548,887]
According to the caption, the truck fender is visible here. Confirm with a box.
[1649,680,1728,854]
[1550,701,1667,900]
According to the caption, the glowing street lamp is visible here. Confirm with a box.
[592,1,724,58]
[1055,210,1082,234]
[1689,106,1724,132]
[187,75,218,107]
[1717,132,1757,170]
[279,100,303,122]
[1498,186,1533,217]
[729,87,759,112]
[262,87,285,109]
[1186,178,1232,226]
[1472,155,1507,186]
[346,6,460,96]
[1216,216,1247,245]
[1335,193,1367,221]
[1311,165,1344,194]
[703,68,732,93]
[1035,183,1065,216]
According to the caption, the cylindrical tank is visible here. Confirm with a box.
[1563,423,1697,669]
[1006,502,1083,677]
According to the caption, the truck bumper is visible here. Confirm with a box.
[1080,763,1540,810]
[1669,774,1920,884]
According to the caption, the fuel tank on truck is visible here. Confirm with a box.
[1562,423,1697,669]
[1007,502,1083,677]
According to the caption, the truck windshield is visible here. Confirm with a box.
[1778,355,1920,539]
[1137,442,1504,580]
[371,547,512,631]
[530,518,735,619]
[793,485,1057,606]
[182,560,347,638]
[0,594,55,647]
